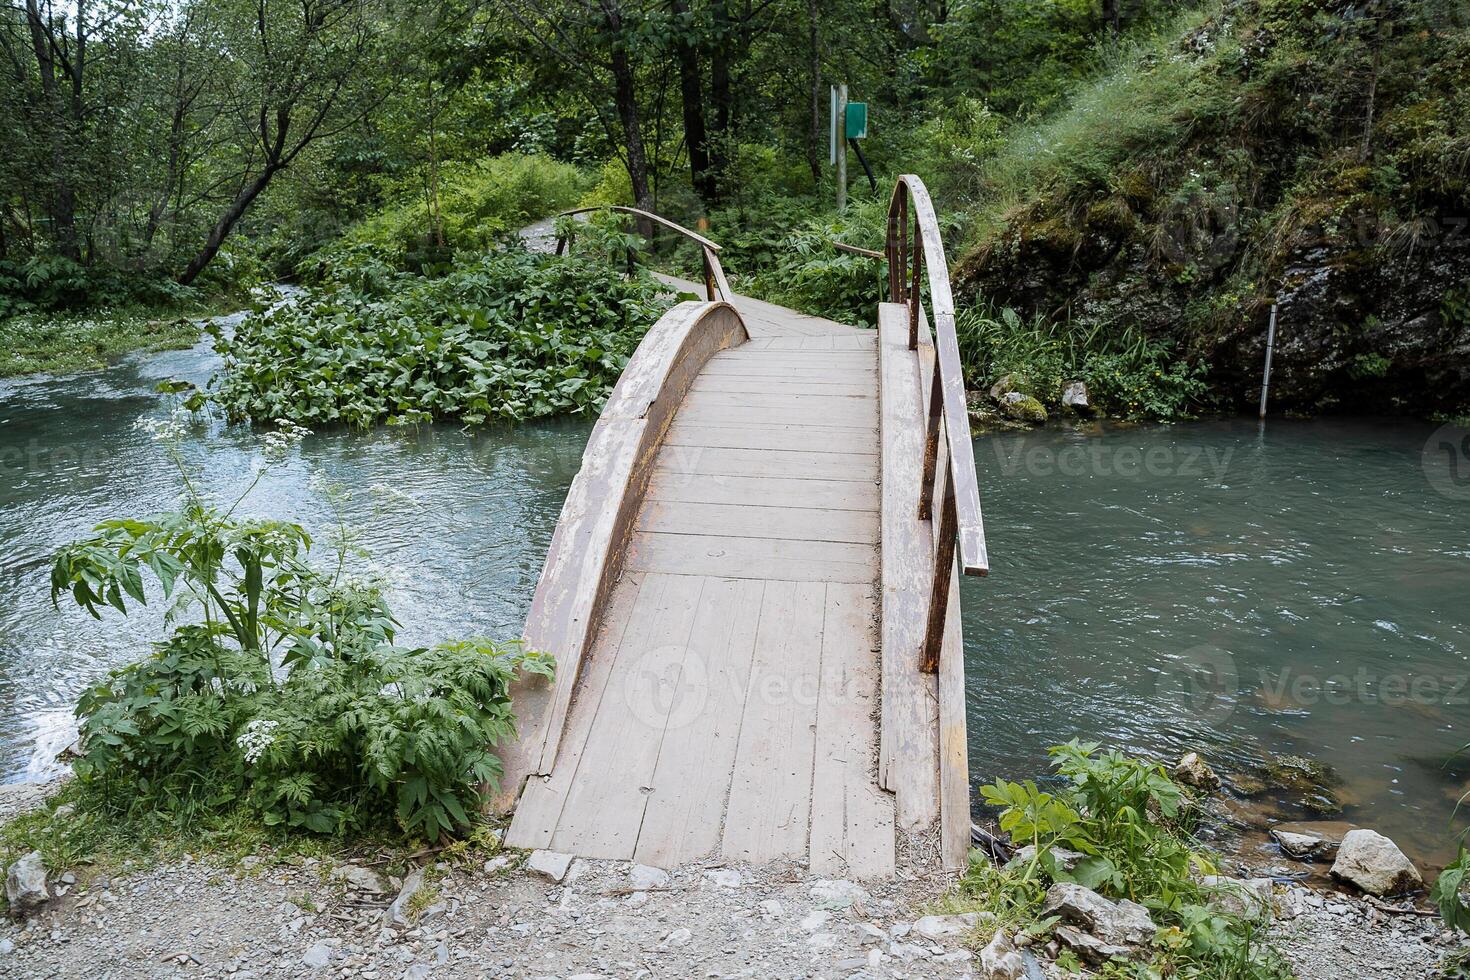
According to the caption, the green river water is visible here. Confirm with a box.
[2,325,1467,869]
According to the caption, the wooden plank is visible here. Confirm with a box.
[675,402,876,430]
[500,301,748,806]
[625,531,877,584]
[695,364,878,384]
[665,421,878,455]
[937,557,971,872]
[722,580,826,864]
[708,350,876,366]
[811,583,896,879]
[645,469,879,511]
[691,376,874,398]
[636,500,879,545]
[549,573,706,859]
[505,573,647,849]
[634,578,765,867]
[654,445,878,482]
[877,303,940,831]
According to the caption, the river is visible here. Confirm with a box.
[1,324,1466,869]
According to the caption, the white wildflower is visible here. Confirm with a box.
[236,718,280,764]
[132,406,192,444]
[262,419,312,462]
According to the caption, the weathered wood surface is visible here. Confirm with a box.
[505,272,974,877]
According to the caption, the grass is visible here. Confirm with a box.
[0,305,225,377]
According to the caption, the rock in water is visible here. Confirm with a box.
[1272,828,1333,861]
[1042,882,1156,947]
[5,851,48,917]
[1173,752,1220,791]
[980,930,1026,979]
[1330,829,1424,896]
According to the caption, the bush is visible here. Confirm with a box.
[49,415,551,840]
[963,741,1290,979]
[0,256,202,319]
[310,153,589,276]
[207,245,674,428]
[956,304,1207,419]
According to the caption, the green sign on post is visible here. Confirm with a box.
[845,102,868,140]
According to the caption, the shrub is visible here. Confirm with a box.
[207,245,674,428]
[49,414,552,840]
[310,153,589,276]
[964,741,1290,979]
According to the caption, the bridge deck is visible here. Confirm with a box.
[505,288,897,876]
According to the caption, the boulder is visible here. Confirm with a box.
[1271,828,1333,861]
[998,391,1048,424]
[1330,829,1424,896]
[5,851,48,917]
[1041,882,1156,948]
[1061,381,1091,412]
[980,930,1026,979]
[1174,752,1221,791]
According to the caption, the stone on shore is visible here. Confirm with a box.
[1330,829,1423,896]
[1272,828,1334,861]
[980,930,1027,979]
[330,863,388,894]
[1061,381,1091,412]
[1042,882,1156,948]
[526,849,574,883]
[913,911,991,938]
[5,851,48,917]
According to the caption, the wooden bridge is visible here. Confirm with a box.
[497,176,987,878]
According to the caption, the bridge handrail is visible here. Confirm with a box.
[885,175,989,672]
[556,205,733,304]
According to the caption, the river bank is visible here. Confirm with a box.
[1,781,1461,979]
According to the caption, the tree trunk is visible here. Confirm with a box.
[708,0,733,193]
[177,166,279,285]
[24,0,80,259]
[605,7,653,211]
[1101,0,1120,35]
[805,0,823,185]
[672,0,715,204]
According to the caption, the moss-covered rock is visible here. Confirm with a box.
[997,390,1049,424]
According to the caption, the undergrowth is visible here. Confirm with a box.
[948,742,1292,979]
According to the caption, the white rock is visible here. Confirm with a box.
[526,850,574,883]
[482,856,513,874]
[703,868,743,889]
[662,927,693,948]
[382,868,425,927]
[800,910,832,933]
[1061,381,1090,410]
[401,965,432,980]
[5,851,48,917]
[1331,830,1424,896]
[1042,882,1156,947]
[302,942,333,968]
[625,890,649,907]
[757,899,784,920]
[629,864,669,890]
[1272,829,1332,861]
[913,912,989,939]
[858,922,887,944]
[979,931,1026,978]
[809,879,869,908]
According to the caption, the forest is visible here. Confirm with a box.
[5,0,1463,419]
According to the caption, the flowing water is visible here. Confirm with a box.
[2,325,1467,869]
[960,418,1470,869]
[0,318,592,781]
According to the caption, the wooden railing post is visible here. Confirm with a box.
[554,205,732,305]
[920,474,958,673]
[918,366,942,522]
[908,226,922,350]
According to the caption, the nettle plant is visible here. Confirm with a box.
[51,409,551,839]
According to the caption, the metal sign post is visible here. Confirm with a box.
[834,84,848,210]
[1259,302,1278,419]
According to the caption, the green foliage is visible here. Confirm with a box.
[0,310,208,378]
[963,742,1290,980]
[1432,848,1470,935]
[207,246,673,428]
[956,305,1208,419]
[48,419,552,842]
[310,154,589,276]
[0,256,202,319]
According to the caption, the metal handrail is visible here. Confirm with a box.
[884,175,989,673]
[555,205,733,304]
